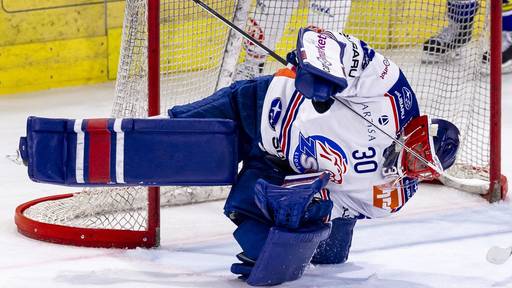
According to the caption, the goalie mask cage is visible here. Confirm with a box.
[15,0,507,248]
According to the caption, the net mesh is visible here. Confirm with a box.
[24,0,492,236]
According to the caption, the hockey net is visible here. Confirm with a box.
[16,0,506,248]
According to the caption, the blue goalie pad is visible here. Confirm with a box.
[233,218,271,261]
[19,117,237,186]
[311,217,357,264]
[246,224,331,286]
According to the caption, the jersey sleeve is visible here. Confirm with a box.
[329,31,421,131]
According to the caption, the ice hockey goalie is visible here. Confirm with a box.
[19,27,460,286]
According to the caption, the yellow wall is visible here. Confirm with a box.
[0,0,124,95]
[0,0,236,95]
[344,0,487,50]
[254,0,488,62]
[0,0,489,95]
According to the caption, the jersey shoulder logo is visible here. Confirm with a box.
[268,98,282,130]
[402,87,413,110]
[293,133,349,184]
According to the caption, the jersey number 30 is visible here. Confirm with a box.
[352,147,378,174]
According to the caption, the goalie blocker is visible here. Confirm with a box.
[18,117,238,186]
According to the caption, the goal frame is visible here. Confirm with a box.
[15,194,155,248]
[14,0,507,249]
[14,0,162,249]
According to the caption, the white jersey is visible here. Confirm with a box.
[260,32,421,219]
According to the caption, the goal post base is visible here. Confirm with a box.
[15,193,158,248]
[483,175,508,203]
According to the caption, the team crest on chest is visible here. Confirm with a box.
[293,133,349,184]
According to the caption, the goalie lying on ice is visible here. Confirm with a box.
[19,28,460,286]
[169,27,461,286]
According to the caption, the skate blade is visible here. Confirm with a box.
[502,60,512,74]
[421,50,462,64]
[479,58,512,76]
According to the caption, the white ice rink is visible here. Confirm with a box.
[0,75,511,288]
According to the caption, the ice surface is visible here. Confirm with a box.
[0,77,511,288]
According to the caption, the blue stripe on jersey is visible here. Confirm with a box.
[392,177,419,214]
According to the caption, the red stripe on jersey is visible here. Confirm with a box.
[385,93,399,133]
[321,189,327,200]
[280,93,303,153]
[87,119,111,183]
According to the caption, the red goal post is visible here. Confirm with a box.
[488,0,507,202]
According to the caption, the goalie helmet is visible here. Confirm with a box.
[400,116,460,181]
[431,118,460,170]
